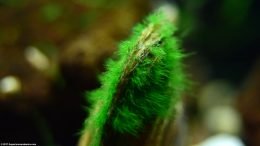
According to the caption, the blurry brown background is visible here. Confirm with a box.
[0,0,259,146]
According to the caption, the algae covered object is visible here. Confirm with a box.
[81,10,185,146]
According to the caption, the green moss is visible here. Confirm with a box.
[81,10,186,146]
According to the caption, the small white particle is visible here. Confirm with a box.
[0,76,21,94]
[25,46,50,71]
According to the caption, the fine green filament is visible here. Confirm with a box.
[81,10,185,146]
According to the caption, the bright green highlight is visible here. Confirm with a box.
[81,10,186,146]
